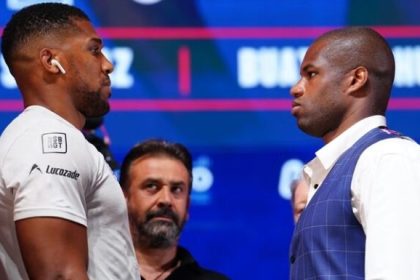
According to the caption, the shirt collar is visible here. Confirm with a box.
[316,115,386,171]
[304,115,386,183]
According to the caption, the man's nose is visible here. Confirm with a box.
[157,187,172,206]
[290,80,303,98]
[102,54,114,74]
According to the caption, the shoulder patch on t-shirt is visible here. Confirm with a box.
[42,133,67,154]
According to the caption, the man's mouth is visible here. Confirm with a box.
[291,101,302,115]
[152,216,174,222]
[103,77,111,87]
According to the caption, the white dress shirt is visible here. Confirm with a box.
[303,115,420,280]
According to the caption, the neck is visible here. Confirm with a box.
[20,83,86,130]
[23,97,85,130]
[136,245,179,280]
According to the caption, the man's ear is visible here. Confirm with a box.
[345,66,368,95]
[39,48,61,74]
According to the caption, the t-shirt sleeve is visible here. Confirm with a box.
[3,127,91,226]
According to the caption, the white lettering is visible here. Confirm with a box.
[1,46,135,90]
[278,159,304,200]
[237,47,260,88]
[237,46,303,89]
[277,47,301,87]
[394,46,416,87]
[296,46,307,68]
[259,47,279,88]
[0,56,16,89]
[237,45,420,90]
[103,47,135,89]
[394,46,420,87]
[4,44,420,92]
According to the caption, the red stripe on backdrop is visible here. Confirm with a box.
[388,98,420,109]
[1,98,420,112]
[178,46,191,96]
[96,27,333,39]
[108,99,292,111]
[2,26,420,39]
[108,98,420,111]
[95,26,420,39]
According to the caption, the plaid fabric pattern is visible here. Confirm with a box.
[290,127,399,280]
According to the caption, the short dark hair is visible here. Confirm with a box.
[120,139,193,193]
[1,3,89,68]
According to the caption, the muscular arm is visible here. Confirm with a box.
[16,217,89,280]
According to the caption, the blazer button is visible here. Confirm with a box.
[290,255,296,264]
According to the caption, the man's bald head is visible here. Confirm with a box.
[314,27,395,114]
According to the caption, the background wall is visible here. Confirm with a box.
[2,0,420,278]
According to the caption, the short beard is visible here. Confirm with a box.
[73,75,110,118]
[79,90,110,118]
[136,207,185,249]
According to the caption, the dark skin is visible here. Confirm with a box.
[16,218,88,280]
[11,20,113,130]
[288,29,413,279]
[12,19,113,280]
[291,35,384,144]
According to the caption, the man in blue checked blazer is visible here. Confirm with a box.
[289,27,420,279]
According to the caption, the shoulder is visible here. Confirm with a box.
[194,268,230,280]
[361,135,420,162]
[354,134,420,188]
[170,247,230,280]
[1,107,83,148]
[170,266,230,280]
[0,108,99,183]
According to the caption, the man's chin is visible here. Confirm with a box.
[147,220,177,231]
[140,224,179,248]
[102,90,112,100]
[84,103,110,119]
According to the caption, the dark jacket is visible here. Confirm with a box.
[141,246,230,280]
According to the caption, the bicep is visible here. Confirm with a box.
[16,217,89,280]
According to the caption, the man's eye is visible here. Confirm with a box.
[308,72,317,78]
[145,184,158,190]
[172,185,184,194]
[91,47,101,55]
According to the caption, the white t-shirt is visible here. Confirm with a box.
[0,106,140,280]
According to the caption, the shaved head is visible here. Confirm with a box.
[291,27,396,141]
[314,27,395,114]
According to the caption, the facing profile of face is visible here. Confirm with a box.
[290,38,350,140]
[125,154,190,249]
[62,19,114,119]
[1,3,113,120]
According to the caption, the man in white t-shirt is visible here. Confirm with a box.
[0,3,140,279]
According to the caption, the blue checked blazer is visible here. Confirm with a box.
[290,127,400,280]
